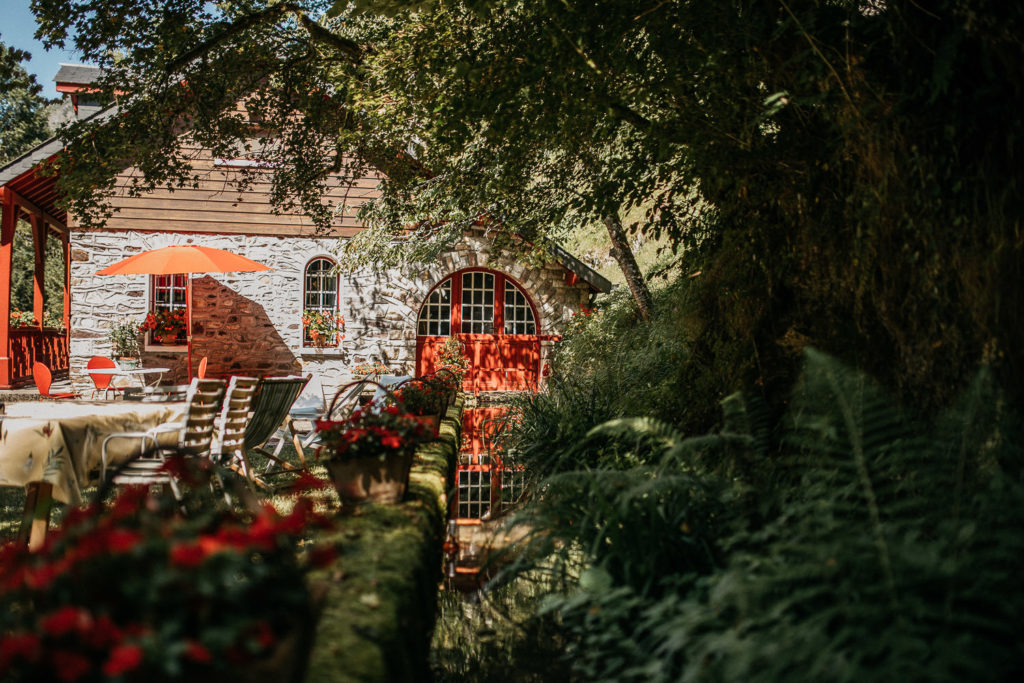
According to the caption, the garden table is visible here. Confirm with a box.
[0,400,186,549]
[86,366,171,390]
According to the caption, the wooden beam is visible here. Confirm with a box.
[30,215,46,328]
[18,482,54,552]
[0,188,15,388]
[6,186,66,236]
[62,233,71,331]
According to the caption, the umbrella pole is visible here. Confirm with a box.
[186,275,194,380]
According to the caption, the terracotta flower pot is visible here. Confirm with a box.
[325,449,415,506]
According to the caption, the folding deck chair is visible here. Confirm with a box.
[100,378,227,499]
[210,376,260,488]
[242,375,312,475]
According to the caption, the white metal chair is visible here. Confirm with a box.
[100,378,227,498]
[266,376,405,470]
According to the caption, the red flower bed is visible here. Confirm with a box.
[0,457,335,682]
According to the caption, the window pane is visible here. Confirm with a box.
[417,279,451,337]
[504,281,536,334]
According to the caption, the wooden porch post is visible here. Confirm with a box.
[0,188,15,388]
[30,215,46,329]
[62,232,70,330]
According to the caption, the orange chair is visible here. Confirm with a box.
[197,356,208,379]
[86,356,123,400]
[33,362,77,400]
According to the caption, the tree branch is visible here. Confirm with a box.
[166,2,361,76]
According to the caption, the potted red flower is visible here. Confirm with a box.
[425,370,462,411]
[0,458,335,683]
[315,398,431,506]
[388,379,447,436]
[434,336,470,388]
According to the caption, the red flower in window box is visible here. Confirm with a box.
[302,309,344,347]
[138,309,187,344]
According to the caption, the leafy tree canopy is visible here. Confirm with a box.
[26,0,1024,406]
[0,37,51,165]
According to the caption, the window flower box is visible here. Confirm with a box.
[139,309,187,345]
[302,310,344,348]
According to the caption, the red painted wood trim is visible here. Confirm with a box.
[451,275,462,334]
[0,188,16,387]
[30,215,46,328]
[62,234,71,331]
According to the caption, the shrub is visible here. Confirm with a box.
[503,351,1024,682]
[0,458,335,682]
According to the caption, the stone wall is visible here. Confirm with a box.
[69,230,593,395]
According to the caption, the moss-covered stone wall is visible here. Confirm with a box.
[306,398,462,682]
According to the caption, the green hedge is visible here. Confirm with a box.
[306,398,463,683]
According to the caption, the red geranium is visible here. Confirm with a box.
[184,640,212,664]
[315,404,429,463]
[0,456,328,681]
[40,607,91,638]
[169,542,206,568]
[103,643,143,676]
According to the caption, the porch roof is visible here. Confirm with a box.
[0,105,119,229]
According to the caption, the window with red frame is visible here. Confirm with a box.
[145,274,188,345]
[416,270,537,338]
[303,257,340,346]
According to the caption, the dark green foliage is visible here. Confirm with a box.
[0,38,50,165]
[9,219,67,325]
[498,350,1024,681]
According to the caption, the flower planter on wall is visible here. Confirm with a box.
[325,450,415,506]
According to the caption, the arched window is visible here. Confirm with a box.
[416,269,537,338]
[303,257,341,347]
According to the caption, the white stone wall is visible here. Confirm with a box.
[69,230,593,396]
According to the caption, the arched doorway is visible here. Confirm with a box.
[416,268,542,391]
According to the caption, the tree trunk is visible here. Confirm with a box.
[604,215,654,322]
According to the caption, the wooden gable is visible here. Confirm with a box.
[70,142,381,237]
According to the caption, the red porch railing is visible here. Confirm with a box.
[9,328,69,386]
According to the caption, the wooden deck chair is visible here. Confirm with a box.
[33,361,77,399]
[209,376,260,488]
[241,375,311,474]
[100,378,227,499]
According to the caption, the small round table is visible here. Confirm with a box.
[87,367,171,389]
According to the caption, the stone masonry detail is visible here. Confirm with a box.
[69,231,593,396]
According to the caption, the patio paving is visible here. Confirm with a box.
[1,377,75,404]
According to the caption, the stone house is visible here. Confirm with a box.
[0,64,610,395]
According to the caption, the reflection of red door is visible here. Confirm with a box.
[416,269,543,392]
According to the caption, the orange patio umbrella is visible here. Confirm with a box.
[97,245,272,378]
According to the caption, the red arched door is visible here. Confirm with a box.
[416,269,541,391]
